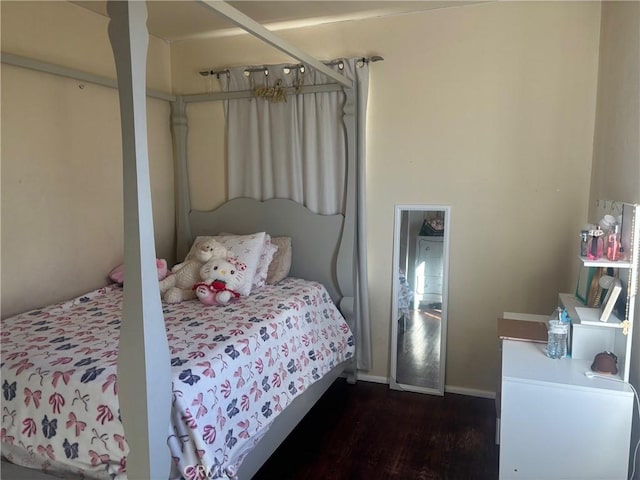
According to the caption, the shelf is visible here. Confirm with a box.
[579,256,632,268]
[574,306,623,328]
[559,293,625,329]
[564,204,638,382]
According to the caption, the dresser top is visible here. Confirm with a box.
[501,339,632,395]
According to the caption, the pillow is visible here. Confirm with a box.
[109,259,169,285]
[186,233,267,296]
[266,237,292,284]
[217,232,277,292]
[254,237,278,291]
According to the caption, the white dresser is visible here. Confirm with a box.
[499,339,633,480]
[413,235,444,308]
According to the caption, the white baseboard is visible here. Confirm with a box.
[445,385,496,399]
[354,373,497,400]
[356,373,389,384]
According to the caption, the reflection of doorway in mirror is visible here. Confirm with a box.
[391,206,450,395]
[414,236,444,310]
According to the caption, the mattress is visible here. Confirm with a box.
[1,278,354,479]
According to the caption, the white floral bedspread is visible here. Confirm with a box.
[1,278,354,479]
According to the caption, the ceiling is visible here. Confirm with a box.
[72,1,482,43]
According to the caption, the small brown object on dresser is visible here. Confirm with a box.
[591,351,618,375]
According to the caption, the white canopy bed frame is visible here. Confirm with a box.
[1,1,361,479]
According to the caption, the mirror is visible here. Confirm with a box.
[390,205,450,395]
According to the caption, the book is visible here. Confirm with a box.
[497,317,548,343]
[600,278,622,322]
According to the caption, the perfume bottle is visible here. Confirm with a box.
[587,226,604,260]
[606,224,621,261]
[580,230,589,257]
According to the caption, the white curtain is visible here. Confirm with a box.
[223,63,344,215]
[221,58,372,370]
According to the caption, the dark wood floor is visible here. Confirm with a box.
[254,379,499,480]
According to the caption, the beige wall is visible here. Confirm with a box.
[590,1,640,208]
[0,1,609,395]
[1,2,175,318]
[1,0,635,465]
[589,2,640,473]
[171,2,602,392]
[0,1,172,93]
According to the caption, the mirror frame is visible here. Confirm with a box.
[390,204,451,395]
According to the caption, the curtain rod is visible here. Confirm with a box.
[199,55,384,78]
[181,82,344,104]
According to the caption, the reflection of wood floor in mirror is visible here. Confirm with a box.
[396,306,441,389]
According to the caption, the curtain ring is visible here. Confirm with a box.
[247,71,255,94]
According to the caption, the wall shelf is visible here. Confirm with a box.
[568,203,639,382]
[574,306,622,328]
[579,256,633,268]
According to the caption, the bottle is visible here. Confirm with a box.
[546,307,568,359]
[580,230,589,257]
[560,308,572,356]
[619,246,628,262]
[587,226,604,260]
[606,225,621,261]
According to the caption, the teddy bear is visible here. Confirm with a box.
[193,257,245,306]
[159,239,229,303]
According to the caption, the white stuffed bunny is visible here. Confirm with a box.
[159,239,228,303]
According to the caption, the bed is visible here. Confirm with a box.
[1,2,358,479]
[2,276,353,479]
[1,1,363,479]
[1,200,356,480]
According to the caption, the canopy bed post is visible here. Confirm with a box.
[199,1,352,89]
[0,53,176,101]
[171,95,192,261]
[107,2,171,479]
[1,2,363,477]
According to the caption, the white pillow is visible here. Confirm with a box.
[216,232,278,292]
[187,232,267,296]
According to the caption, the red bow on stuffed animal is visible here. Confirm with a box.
[192,280,240,299]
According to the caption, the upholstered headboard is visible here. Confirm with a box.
[188,197,345,303]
